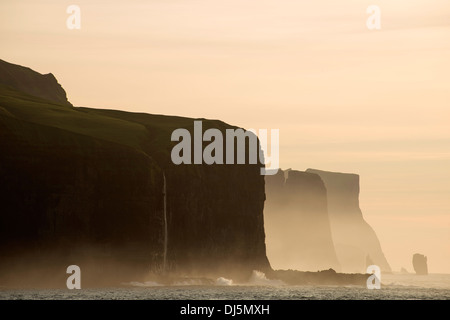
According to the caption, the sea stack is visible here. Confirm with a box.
[412,254,428,275]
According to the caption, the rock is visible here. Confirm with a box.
[412,254,428,275]
[268,269,367,286]
[0,59,71,106]
[306,169,391,273]
[264,169,340,272]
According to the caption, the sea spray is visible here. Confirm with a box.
[249,270,285,286]
[216,277,233,286]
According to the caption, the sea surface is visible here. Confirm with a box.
[1,272,450,300]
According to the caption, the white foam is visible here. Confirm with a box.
[216,277,233,286]
[248,270,285,286]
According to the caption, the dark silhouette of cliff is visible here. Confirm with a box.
[306,169,391,273]
[264,169,340,271]
[0,59,270,287]
[412,254,428,275]
[0,59,71,106]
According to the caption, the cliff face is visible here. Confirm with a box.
[264,169,340,271]
[77,111,271,279]
[0,60,269,286]
[0,116,164,285]
[306,169,391,273]
[0,59,71,106]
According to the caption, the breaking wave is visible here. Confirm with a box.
[216,277,233,286]
[248,270,285,286]
[123,270,285,287]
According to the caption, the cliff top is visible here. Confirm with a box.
[0,59,71,106]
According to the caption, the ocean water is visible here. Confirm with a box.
[1,272,450,300]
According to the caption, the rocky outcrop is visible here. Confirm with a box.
[306,169,391,273]
[268,269,368,286]
[0,59,71,106]
[0,60,269,286]
[412,254,428,275]
[264,169,340,271]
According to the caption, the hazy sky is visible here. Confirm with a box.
[1,0,449,273]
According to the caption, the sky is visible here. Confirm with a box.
[1,0,449,273]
